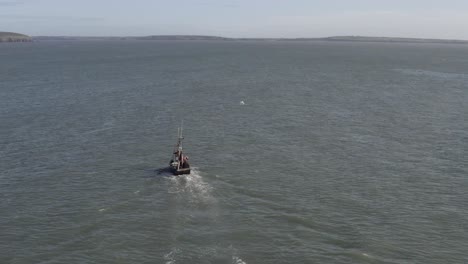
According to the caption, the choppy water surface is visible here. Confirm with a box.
[1,41,467,263]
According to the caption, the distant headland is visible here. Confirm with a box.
[0,32,32,42]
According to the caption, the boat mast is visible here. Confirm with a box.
[175,127,180,151]
[175,122,184,170]
[179,120,183,151]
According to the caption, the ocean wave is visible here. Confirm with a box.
[394,68,468,80]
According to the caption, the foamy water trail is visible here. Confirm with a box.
[162,245,247,264]
[166,168,215,204]
[163,169,249,263]
[164,248,180,264]
[229,245,247,264]
[232,256,247,264]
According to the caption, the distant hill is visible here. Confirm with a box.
[33,35,231,41]
[32,35,468,45]
[321,36,468,44]
[0,32,32,42]
[135,35,231,40]
[33,36,123,41]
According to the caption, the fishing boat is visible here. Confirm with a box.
[169,125,191,175]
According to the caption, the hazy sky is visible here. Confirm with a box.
[1,0,468,38]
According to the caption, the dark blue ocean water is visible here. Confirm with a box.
[1,40,467,263]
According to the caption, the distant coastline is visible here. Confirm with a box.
[3,32,467,45]
[31,35,468,45]
[0,32,32,42]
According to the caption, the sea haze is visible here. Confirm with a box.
[1,40,467,263]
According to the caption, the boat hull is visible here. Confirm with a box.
[170,167,191,175]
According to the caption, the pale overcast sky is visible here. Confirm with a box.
[1,0,468,39]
